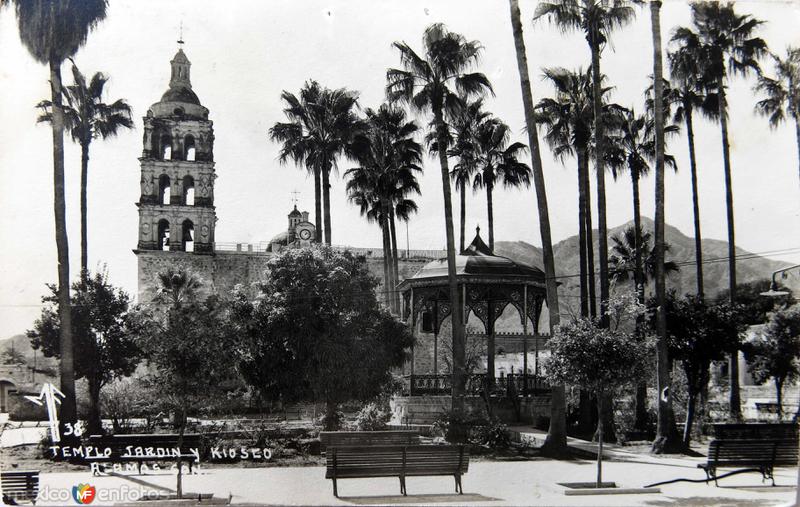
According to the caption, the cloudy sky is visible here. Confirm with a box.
[0,0,798,337]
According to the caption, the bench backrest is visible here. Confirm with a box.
[1,470,39,502]
[319,430,420,449]
[712,423,798,441]
[708,438,798,466]
[325,445,468,479]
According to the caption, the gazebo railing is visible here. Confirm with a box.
[403,373,549,397]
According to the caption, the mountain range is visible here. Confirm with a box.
[494,216,797,316]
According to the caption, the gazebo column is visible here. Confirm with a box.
[433,300,439,376]
[523,285,528,396]
[409,288,415,377]
[487,300,495,388]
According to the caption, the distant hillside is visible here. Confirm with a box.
[495,217,797,316]
[0,333,58,371]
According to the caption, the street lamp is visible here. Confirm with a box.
[759,264,800,298]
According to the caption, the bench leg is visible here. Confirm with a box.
[332,478,338,498]
[400,476,406,496]
[455,474,463,494]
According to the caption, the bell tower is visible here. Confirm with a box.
[136,44,216,254]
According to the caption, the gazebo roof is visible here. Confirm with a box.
[399,227,545,289]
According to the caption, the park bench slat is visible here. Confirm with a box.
[1,470,39,504]
[698,437,798,485]
[325,444,468,497]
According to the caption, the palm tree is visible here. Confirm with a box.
[387,23,493,423]
[508,0,566,452]
[609,226,679,286]
[445,99,490,252]
[37,63,133,276]
[270,82,362,245]
[755,47,800,193]
[665,42,721,301]
[346,104,422,313]
[672,1,768,422]
[606,107,677,304]
[535,67,597,319]
[472,119,531,250]
[10,0,108,436]
[534,0,640,328]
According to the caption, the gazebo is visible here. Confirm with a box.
[398,227,550,398]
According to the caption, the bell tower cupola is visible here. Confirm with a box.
[135,43,217,254]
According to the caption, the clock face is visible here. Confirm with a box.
[299,228,312,240]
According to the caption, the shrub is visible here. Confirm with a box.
[354,402,391,431]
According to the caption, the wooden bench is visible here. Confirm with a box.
[85,433,202,475]
[1,470,39,505]
[698,438,798,486]
[319,430,420,451]
[325,445,469,497]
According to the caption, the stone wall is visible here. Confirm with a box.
[136,249,430,303]
[390,395,551,425]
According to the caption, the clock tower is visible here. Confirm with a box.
[135,45,216,254]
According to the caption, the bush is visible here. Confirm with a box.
[470,419,511,449]
[354,402,391,431]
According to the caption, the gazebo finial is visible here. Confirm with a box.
[476,224,481,236]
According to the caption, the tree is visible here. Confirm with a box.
[535,67,597,319]
[10,0,108,440]
[716,279,796,326]
[269,81,362,244]
[606,106,677,305]
[672,1,768,421]
[755,47,800,193]
[346,104,422,312]
[535,0,640,328]
[229,246,413,430]
[662,293,741,445]
[387,23,492,421]
[37,63,133,275]
[609,226,679,288]
[28,271,142,435]
[545,294,650,487]
[471,118,531,250]
[509,0,566,452]
[132,269,234,499]
[744,306,800,420]
[666,43,720,300]
[443,98,490,253]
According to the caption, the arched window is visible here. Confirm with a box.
[158,175,171,205]
[184,135,196,161]
[160,135,172,160]
[182,219,194,252]
[183,175,195,205]
[158,219,170,251]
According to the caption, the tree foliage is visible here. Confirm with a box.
[27,271,142,433]
[229,246,414,429]
[715,279,796,326]
[743,305,800,418]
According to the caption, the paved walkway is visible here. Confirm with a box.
[22,457,797,505]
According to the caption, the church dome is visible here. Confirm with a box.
[160,86,201,105]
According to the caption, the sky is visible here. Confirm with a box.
[0,0,799,337]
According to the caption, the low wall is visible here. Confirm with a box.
[390,395,551,426]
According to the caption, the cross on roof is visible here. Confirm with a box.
[178,21,184,46]
[291,190,300,206]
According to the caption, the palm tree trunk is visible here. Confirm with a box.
[582,152,597,318]
[80,141,90,276]
[632,168,643,304]
[313,165,323,243]
[718,81,741,421]
[381,199,393,311]
[588,26,610,328]
[87,374,102,436]
[686,108,704,299]
[322,160,333,245]
[776,378,784,420]
[651,0,681,454]
[486,179,494,250]
[434,107,466,427]
[50,59,77,436]
[175,404,187,499]
[577,153,589,318]
[509,0,565,453]
[460,183,466,253]
[596,395,604,488]
[390,206,400,313]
